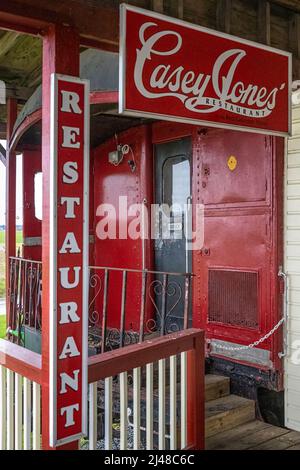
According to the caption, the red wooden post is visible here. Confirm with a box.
[5,97,17,327]
[187,332,205,449]
[41,23,80,451]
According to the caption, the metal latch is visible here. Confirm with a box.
[278,268,288,359]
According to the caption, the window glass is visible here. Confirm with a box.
[34,172,43,220]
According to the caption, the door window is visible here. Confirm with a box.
[162,156,190,213]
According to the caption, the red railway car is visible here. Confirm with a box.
[9,48,285,424]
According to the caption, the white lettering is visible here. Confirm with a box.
[59,336,80,359]
[60,370,80,394]
[59,266,81,289]
[62,126,80,149]
[60,404,80,427]
[133,22,286,119]
[59,302,80,324]
[59,232,81,254]
[61,90,82,114]
[61,197,80,218]
[63,162,79,184]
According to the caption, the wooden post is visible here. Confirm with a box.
[289,13,300,58]
[258,0,271,45]
[216,0,231,34]
[41,23,80,450]
[177,0,184,19]
[187,332,205,450]
[151,0,164,13]
[288,12,300,80]
[5,97,17,328]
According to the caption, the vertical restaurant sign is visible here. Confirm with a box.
[119,4,291,136]
[49,74,89,447]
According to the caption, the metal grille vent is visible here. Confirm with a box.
[208,270,259,328]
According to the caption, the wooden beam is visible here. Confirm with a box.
[41,22,80,451]
[0,0,119,50]
[289,12,300,58]
[0,31,19,60]
[88,329,204,383]
[0,338,41,384]
[177,0,184,19]
[216,0,231,34]
[271,0,300,14]
[5,86,35,102]
[151,0,164,13]
[258,1,271,45]
[5,97,17,328]
[0,142,5,166]
[0,122,6,140]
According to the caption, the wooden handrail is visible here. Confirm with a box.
[0,339,42,384]
[0,330,203,387]
[88,327,205,450]
[0,329,205,449]
[88,328,203,382]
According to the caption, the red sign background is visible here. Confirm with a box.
[50,75,89,446]
[120,5,291,136]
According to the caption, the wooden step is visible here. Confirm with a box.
[205,374,230,402]
[206,420,300,450]
[205,394,256,438]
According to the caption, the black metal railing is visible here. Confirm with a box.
[7,256,193,351]
[8,256,42,344]
[88,266,193,353]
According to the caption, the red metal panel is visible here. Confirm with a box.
[152,121,283,379]
[22,149,42,260]
[192,128,283,376]
[199,130,269,205]
[93,125,153,330]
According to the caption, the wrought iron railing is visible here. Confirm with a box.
[88,266,193,353]
[8,256,42,345]
[7,256,193,351]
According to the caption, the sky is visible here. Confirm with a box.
[0,140,23,226]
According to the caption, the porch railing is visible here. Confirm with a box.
[7,256,193,352]
[8,256,42,344]
[88,266,193,353]
[86,329,204,450]
[0,329,204,450]
[0,339,41,450]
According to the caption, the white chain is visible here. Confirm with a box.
[211,317,285,352]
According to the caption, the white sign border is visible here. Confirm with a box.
[119,3,292,137]
[49,73,90,448]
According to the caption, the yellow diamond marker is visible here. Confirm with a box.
[228,155,237,171]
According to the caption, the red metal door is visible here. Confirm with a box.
[192,128,283,374]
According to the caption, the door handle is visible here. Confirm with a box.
[278,268,288,359]
[185,196,192,272]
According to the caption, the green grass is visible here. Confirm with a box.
[0,278,4,298]
[0,315,6,339]
[0,230,23,244]
[0,230,23,298]
[0,250,5,298]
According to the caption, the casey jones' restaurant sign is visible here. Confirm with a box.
[119,4,291,136]
[49,74,89,446]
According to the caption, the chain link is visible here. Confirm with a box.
[210,317,285,352]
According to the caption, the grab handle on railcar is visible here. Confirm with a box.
[278,268,288,359]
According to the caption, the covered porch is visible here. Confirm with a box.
[0,0,299,453]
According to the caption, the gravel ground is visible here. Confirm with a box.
[80,426,147,450]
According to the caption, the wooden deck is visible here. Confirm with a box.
[206,420,300,450]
